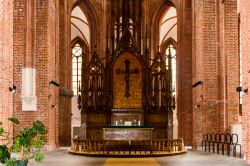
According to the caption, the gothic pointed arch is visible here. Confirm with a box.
[149,0,176,57]
[161,37,177,66]
[71,37,89,51]
[71,0,100,52]
[161,37,177,51]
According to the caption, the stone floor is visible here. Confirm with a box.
[29,149,249,166]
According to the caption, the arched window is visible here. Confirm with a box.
[165,43,176,94]
[72,43,83,95]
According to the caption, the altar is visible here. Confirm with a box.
[71,125,186,156]
[103,125,153,141]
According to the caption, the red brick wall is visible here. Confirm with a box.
[192,0,239,148]
[13,0,60,148]
[0,0,14,140]
[13,0,25,134]
[176,0,193,146]
[203,0,221,134]
[192,0,204,147]
[224,0,239,127]
[239,0,250,163]
[47,0,60,148]
[10,0,76,148]
[58,0,72,146]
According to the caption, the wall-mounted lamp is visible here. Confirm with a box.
[236,86,248,94]
[192,81,203,88]
[49,80,60,87]
[51,104,56,108]
[9,85,16,94]
[195,104,201,109]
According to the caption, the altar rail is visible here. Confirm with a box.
[69,139,186,156]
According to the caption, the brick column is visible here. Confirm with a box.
[177,0,193,146]
[13,0,60,148]
[0,0,14,139]
[240,0,250,163]
[224,0,239,127]
[192,0,205,147]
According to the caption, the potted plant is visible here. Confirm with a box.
[0,118,46,166]
[0,117,20,166]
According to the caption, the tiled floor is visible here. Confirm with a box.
[30,149,249,166]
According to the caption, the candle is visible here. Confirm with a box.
[138,120,140,126]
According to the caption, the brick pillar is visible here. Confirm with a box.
[177,0,193,146]
[58,0,72,146]
[0,0,14,139]
[47,0,60,148]
[224,0,239,127]
[240,0,250,163]
[192,0,239,148]
[13,0,60,149]
[192,0,205,147]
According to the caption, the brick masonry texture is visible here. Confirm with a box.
[224,0,239,128]
[13,0,60,148]
[176,0,193,146]
[192,0,240,146]
[192,0,204,147]
[239,0,250,163]
[0,0,14,141]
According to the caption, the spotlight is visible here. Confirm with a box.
[236,86,248,94]
[243,88,248,94]
[51,104,57,108]
[192,81,203,88]
[195,104,200,109]
[236,87,242,92]
[9,85,16,93]
[49,80,60,87]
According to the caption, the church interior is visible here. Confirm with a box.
[0,0,250,165]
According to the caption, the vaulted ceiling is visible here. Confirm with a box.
[160,7,177,44]
[71,6,90,45]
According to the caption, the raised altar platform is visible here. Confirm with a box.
[70,124,186,157]
[103,125,153,140]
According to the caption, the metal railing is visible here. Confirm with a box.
[202,133,241,158]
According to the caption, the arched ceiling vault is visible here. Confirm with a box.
[160,7,177,45]
[71,6,90,45]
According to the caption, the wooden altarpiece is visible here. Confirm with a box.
[80,27,174,140]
